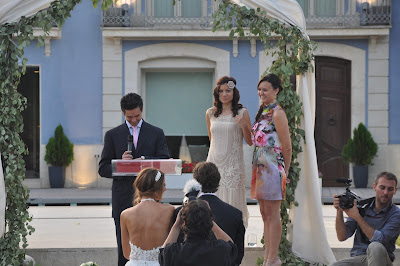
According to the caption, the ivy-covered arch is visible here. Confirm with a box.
[1,0,316,265]
[0,1,113,264]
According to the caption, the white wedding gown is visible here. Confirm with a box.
[125,241,161,266]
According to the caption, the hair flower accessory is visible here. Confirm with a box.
[155,171,161,182]
[227,80,235,89]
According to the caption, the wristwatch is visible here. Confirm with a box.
[140,156,145,160]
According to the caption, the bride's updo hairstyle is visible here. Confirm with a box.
[133,167,165,205]
[181,200,214,239]
[212,76,243,118]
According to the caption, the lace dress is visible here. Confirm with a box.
[206,107,249,227]
[125,242,161,266]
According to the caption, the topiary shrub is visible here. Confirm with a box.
[44,124,74,167]
[342,123,378,166]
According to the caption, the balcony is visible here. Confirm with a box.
[102,0,215,29]
[299,0,391,28]
[102,0,391,30]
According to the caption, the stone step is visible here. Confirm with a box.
[27,187,400,206]
[25,247,400,266]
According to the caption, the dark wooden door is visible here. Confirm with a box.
[315,57,351,187]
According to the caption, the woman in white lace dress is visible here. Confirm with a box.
[120,168,175,266]
[206,76,252,227]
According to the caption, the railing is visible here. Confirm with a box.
[102,0,215,29]
[299,0,391,28]
[102,0,391,29]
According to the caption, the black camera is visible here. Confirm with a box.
[336,178,361,209]
[336,178,375,215]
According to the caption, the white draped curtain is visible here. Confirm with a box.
[0,2,336,263]
[231,0,335,264]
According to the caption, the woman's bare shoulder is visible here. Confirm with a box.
[121,205,138,218]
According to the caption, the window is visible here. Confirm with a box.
[145,71,213,158]
[18,66,40,178]
[154,0,174,17]
[182,0,202,18]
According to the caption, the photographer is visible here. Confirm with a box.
[159,200,237,266]
[330,172,400,266]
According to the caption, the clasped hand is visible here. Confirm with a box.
[122,151,143,160]
[234,115,245,128]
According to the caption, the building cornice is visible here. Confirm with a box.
[102,27,390,40]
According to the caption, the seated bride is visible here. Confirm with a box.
[120,168,175,266]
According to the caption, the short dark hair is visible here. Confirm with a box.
[375,171,398,186]
[181,200,213,239]
[133,168,165,205]
[193,162,221,193]
[212,76,243,118]
[120,93,143,112]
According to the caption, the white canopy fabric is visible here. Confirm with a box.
[0,0,54,25]
[231,0,335,264]
[0,0,56,239]
[0,156,5,238]
[231,0,307,38]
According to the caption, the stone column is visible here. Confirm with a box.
[367,35,389,185]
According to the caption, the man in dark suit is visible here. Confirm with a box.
[174,161,245,265]
[98,93,169,266]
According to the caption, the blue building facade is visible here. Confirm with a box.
[21,0,399,188]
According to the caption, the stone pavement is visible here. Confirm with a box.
[24,188,400,265]
[28,187,400,205]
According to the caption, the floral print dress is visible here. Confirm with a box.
[251,101,286,200]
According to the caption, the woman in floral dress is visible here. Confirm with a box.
[251,74,292,266]
[206,76,252,227]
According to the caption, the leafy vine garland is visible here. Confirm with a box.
[0,0,316,264]
[212,1,317,265]
[0,1,113,264]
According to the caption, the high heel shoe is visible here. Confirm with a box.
[262,259,269,266]
[268,257,281,266]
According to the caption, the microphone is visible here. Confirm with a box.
[127,135,133,153]
[182,179,202,206]
[336,178,352,184]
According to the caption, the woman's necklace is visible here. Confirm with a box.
[140,198,156,203]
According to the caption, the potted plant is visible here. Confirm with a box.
[318,170,323,193]
[44,124,74,188]
[341,123,378,188]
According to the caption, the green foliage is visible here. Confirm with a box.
[212,1,316,265]
[0,0,113,264]
[342,123,378,166]
[80,261,99,266]
[44,124,74,167]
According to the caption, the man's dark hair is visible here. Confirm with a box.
[192,162,220,193]
[375,171,398,186]
[120,93,143,112]
[181,200,213,239]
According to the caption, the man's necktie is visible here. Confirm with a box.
[133,126,138,149]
